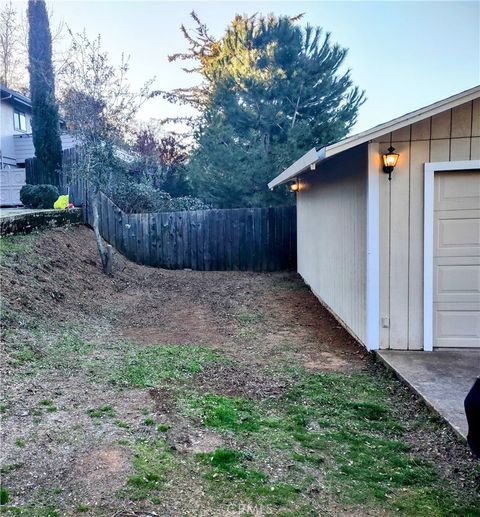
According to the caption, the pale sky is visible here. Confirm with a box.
[23,1,480,135]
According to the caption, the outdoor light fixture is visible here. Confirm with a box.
[290,179,300,192]
[383,146,400,180]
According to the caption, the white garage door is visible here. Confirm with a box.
[433,170,480,348]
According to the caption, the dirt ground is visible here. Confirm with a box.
[1,224,366,370]
[0,225,478,516]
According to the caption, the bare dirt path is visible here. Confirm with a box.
[1,226,478,516]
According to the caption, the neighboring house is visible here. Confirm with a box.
[269,85,480,352]
[0,84,75,205]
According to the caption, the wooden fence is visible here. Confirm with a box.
[86,194,296,271]
[26,149,297,271]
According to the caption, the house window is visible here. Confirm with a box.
[13,110,27,132]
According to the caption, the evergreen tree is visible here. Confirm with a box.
[165,13,365,208]
[27,0,62,184]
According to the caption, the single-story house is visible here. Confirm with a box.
[0,84,75,206]
[269,85,480,352]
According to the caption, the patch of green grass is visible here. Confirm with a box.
[187,394,264,432]
[392,487,480,516]
[197,448,301,506]
[0,506,61,517]
[325,430,436,504]
[47,334,94,370]
[277,371,438,505]
[109,344,222,388]
[284,371,403,435]
[0,487,10,505]
[0,234,38,264]
[74,504,90,513]
[38,400,57,413]
[235,312,263,324]
[291,452,324,466]
[234,312,263,339]
[157,424,170,432]
[0,464,23,475]
[86,405,116,418]
[185,367,477,512]
[7,331,94,373]
[11,346,36,364]
[115,420,130,429]
[143,418,155,426]
[14,438,26,448]
[124,438,175,501]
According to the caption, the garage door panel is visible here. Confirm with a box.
[434,263,480,303]
[434,210,480,257]
[433,170,480,349]
[435,170,480,210]
[433,308,480,348]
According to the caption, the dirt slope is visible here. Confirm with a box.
[1,224,366,369]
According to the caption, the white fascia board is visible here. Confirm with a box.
[268,147,325,189]
[268,85,480,189]
[325,85,480,159]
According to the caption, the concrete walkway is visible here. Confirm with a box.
[0,207,57,219]
[377,349,480,439]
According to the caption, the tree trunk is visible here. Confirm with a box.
[92,190,113,276]
[292,86,303,128]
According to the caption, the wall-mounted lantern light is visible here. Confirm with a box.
[383,146,400,180]
[290,179,300,192]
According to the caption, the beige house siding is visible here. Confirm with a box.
[13,133,75,164]
[297,144,368,344]
[373,98,479,350]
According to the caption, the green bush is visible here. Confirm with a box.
[113,181,209,214]
[20,184,59,209]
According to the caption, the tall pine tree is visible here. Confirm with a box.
[165,13,365,208]
[28,0,62,184]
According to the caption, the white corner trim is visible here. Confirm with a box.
[366,143,380,351]
[423,159,480,352]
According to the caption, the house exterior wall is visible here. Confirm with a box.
[1,97,75,166]
[373,98,480,350]
[1,99,33,167]
[1,102,19,166]
[297,143,368,345]
[14,133,75,164]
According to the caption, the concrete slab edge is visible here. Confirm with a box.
[375,351,467,442]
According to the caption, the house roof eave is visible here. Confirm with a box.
[268,84,480,189]
[268,147,325,189]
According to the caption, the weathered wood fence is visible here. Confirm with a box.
[26,150,297,271]
[86,194,296,271]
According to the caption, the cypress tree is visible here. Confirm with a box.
[27,0,62,184]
